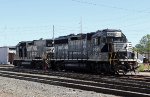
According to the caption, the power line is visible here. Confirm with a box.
[71,0,150,31]
[71,0,150,14]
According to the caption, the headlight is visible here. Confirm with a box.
[121,62,124,64]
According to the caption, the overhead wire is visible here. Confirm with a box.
[70,0,150,31]
[71,0,150,14]
[71,0,150,31]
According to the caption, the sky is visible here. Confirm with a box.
[0,0,150,46]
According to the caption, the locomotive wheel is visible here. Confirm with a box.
[106,64,115,75]
[35,61,43,69]
[51,62,57,71]
[16,61,21,68]
[102,63,107,74]
[94,64,101,74]
[115,65,127,75]
[85,63,92,72]
[53,62,65,71]
[106,64,112,74]
[87,63,95,73]
[31,61,35,69]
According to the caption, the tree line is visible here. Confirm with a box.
[134,34,150,62]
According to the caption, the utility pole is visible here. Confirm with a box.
[80,17,83,59]
[148,36,150,71]
[148,38,149,61]
[52,25,55,46]
[80,17,82,34]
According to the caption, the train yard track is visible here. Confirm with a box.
[0,66,149,97]
[1,66,150,85]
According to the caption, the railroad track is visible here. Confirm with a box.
[1,67,150,88]
[0,66,150,81]
[0,70,149,97]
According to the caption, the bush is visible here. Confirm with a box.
[138,63,150,72]
[138,64,145,72]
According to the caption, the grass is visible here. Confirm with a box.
[138,63,150,72]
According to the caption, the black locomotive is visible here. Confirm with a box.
[13,29,139,75]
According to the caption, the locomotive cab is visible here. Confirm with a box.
[91,29,138,74]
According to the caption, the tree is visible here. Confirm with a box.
[134,34,150,66]
[135,34,150,54]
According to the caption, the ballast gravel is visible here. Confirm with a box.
[0,76,119,97]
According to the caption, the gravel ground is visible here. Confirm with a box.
[0,76,119,97]
[138,72,150,76]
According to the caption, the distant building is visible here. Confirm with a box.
[134,51,145,63]
[0,46,16,64]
